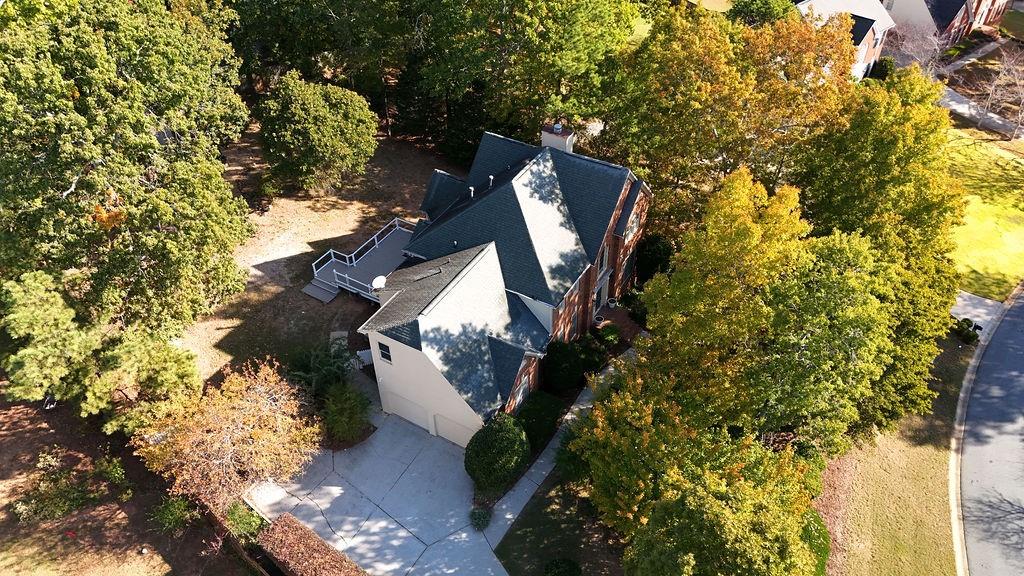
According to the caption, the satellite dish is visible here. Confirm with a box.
[371,275,387,291]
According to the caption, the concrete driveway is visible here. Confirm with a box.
[249,413,508,576]
[961,292,1024,575]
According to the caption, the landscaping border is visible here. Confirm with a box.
[948,281,1024,576]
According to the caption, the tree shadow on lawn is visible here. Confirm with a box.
[0,400,249,576]
[899,334,975,449]
[494,470,626,576]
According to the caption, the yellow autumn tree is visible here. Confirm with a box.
[134,359,320,510]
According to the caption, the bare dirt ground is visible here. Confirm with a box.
[0,399,251,576]
[184,124,462,379]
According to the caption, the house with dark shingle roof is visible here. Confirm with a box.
[885,0,1012,44]
[795,0,897,78]
[332,127,651,447]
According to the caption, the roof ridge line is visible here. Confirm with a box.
[420,242,498,317]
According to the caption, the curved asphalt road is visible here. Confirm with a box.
[962,294,1024,575]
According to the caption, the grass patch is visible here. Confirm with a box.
[802,509,830,576]
[1002,10,1024,41]
[948,126,1024,301]
[831,334,972,576]
[495,471,626,576]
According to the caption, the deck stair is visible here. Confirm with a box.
[304,217,416,303]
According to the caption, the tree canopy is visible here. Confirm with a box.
[595,6,854,229]
[0,0,251,333]
[133,360,320,509]
[261,70,380,189]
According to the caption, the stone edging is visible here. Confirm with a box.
[949,282,1024,576]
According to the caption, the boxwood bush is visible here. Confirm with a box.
[515,391,565,453]
[544,558,582,576]
[464,413,530,499]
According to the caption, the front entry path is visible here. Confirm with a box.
[960,289,1024,575]
[248,413,507,576]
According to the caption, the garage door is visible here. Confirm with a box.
[386,391,430,432]
[434,414,477,447]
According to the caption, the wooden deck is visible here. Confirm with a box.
[308,218,415,302]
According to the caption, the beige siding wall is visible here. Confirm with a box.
[368,331,484,447]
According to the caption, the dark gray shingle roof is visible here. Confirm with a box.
[406,133,636,305]
[420,170,467,220]
[360,244,490,333]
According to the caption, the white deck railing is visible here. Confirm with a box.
[312,217,416,275]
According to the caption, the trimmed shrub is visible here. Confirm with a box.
[225,501,266,544]
[322,383,371,444]
[868,56,896,81]
[469,506,492,531]
[544,558,582,576]
[953,317,980,345]
[151,495,200,534]
[464,413,530,498]
[515,391,565,453]
[595,324,621,350]
[618,289,648,327]
[541,334,608,396]
[259,513,368,575]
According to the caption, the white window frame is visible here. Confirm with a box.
[378,342,392,363]
[624,211,641,244]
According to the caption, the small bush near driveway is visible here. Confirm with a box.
[544,558,582,576]
[321,383,371,446]
[465,413,531,501]
[225,500,266,544]
[515,391,565,454]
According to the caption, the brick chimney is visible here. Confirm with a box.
[541,122,575,153]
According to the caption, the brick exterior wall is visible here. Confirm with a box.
[504,356,540,413]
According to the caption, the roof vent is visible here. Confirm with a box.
[468,186,475,198]
[371,275,387,291]
[488,175,494,189]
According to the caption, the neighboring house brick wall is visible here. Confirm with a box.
[611,187,651,298]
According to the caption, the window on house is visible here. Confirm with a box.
[512,374,530,410]
[571,312,579,338]
[378,342,392,363]
[624,211,641,243]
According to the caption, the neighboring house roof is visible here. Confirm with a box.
[360,243,546,417]
[407,132,634,306]
[851,14,877,43]
[923,0,967,31]
[796,0,897,41]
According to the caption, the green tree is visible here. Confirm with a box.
[623,438,816,576]
[261,70,379,189]
[0,0,251,333]
[793,66,962,431]
[726,0,796,26]
[415,0,637,153]
[595,6,854,230]
[0,272,202,434]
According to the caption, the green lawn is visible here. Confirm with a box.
[827,334,972,576]
[948,125,1024,301]
[494,471,626,576]
[1002,10,1024,41]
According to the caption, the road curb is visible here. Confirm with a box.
[949,282,1024,576]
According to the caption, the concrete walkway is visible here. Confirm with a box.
[960,285,1024,575]
[939,38,1021,139]
[941,88,1021,139]
[953,290,1006,345]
